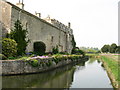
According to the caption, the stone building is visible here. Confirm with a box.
[0,0,74,53]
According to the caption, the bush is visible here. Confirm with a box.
[71,47,85,56]
[59,52,69,55]
[52,46,59,54]
[28,59,39,67]
[34,42,46,56]
[2,38,17,57]
[0,54,7,60]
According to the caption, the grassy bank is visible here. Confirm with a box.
[100,55,119,88]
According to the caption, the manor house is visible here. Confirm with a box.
[0,0,74,53]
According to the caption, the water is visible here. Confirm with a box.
[2,58,113,88]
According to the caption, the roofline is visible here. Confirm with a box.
[4,0,73,34]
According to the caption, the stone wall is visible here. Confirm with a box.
[0,0,12,37]
[2,57,88,75]
[1,0,73,53]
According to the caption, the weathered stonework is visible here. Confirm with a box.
[1,0,74,53]
[2,57,88,75]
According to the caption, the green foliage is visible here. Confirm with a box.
[71,47,85,56]
[101,43,119,53]
[8,57,17,59]
[46,61,52,67]
[115,46,120,53]
[0,54,7,60]
[58,52,69,55]
[79,47,99,53]
[52,45,59,54]
[2,38,17,57]
[71,35,76,48]
[101,56,118,87]
[109,43,117,53]
[52,54,82,63]
[101,45,110,53]
[9,20,29,55]
[28,59,39,67]
[34,42,46,56]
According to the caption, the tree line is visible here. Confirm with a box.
[101,43,120,53]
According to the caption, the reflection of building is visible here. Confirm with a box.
[2,63,75,88]
[0,0,74,53]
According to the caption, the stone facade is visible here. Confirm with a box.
[0,0,74,53]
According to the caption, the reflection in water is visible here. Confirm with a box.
[2,61,85,88]
[2,58,113,88]
[70,59,113,88]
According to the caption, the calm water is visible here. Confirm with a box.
[2,58,113,88]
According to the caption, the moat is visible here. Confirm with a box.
[2,58,113,88]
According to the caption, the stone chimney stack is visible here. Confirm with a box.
[35,12,41,18]
[16,0,24,9]
[68,22,71,28]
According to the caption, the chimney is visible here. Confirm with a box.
[68,22,71,28]
[35,12,41,18]
[16,0,24,9]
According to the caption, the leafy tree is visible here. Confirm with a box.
[79,47,99,53]
[101,45,110,53]
[71,35,76,48]
[115,46,120,53]
[109,43,117,53]
[9,20,29,55]
[71,47,85,56]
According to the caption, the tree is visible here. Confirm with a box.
[71,35,76,48]
[101,45,110,53]
[9,20,29,55]
[71,47,85,56]
[109,43,117,53]
[115,46,120,53]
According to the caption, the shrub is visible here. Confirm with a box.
[28,59,39,67]
[45,52,53,55]
[52,46,59,54]
[59,52,69,55]
[2,38,17,57]
[71,47,85,56]
[46,61,52,67]
[34,42,46,56]
[0,54,7,60]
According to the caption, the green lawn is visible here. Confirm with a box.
[101,55,119,88]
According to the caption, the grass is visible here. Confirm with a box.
[101,55,119,88]
[16,56,30,60]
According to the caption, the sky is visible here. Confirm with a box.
[6,0,119,49]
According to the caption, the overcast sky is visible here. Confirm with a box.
[6,0,119,49]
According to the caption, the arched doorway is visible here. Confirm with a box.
[33,41,46,55]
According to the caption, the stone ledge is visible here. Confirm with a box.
[1,56,88,75]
